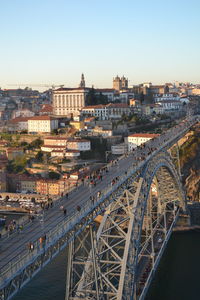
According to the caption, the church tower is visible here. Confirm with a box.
[79,73,85,88]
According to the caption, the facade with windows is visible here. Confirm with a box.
[67,139,91,151]
[28,116,58,133]
[52,88,89,117]
[81,103,130,120]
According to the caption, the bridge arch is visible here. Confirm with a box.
[67,152,185,300]
[126,152,185,299]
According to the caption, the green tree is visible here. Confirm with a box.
[48,171,60,180]
[52,129,58,135]
[86,88,109,106]
[29,138,43,149]
[35,151,43,162]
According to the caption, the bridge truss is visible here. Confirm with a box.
[65,152,185,300]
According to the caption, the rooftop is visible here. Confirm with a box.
[39,104,53,113]
[68,139,90,143]
[44,136,67,140]
[42,145,66,148]
[28,115,57,121]
[128,133,160,138]
[9,117,29,123]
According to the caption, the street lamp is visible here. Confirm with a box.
[105,151,111,163]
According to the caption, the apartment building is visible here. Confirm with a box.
[36,179,67,196]
[81,103,130,120]
[51,149,80,158]
[67,139,91,151]
[41,136,67,152]
[28,116,58,133]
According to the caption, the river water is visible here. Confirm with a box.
[12,231,200,300]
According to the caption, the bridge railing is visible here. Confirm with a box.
[0,115,198,287]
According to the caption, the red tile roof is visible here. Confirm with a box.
[129,133,160,138]
[44,136,67,140]
[42,145,66,148]
[95,89,115,93]
[28,116,57,121]
[106,103,128,108]
[68,139,90,143]
[9,117,29,123]
[39,104,53,113]
[82,105,105,109]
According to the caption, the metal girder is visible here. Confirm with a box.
[66,152,186,300]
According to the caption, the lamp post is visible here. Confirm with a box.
[105,151,111,163]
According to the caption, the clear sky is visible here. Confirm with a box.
[0,0,200,89]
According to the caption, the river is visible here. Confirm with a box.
[12,231,200,300]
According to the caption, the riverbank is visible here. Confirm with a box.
[173,225,200,232]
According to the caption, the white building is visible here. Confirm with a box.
[81,103,130,120]
[41,136,67,152]
[127,133,160,151]
[28,116,58,133]
[154,93,180,102]
[67,139,91,151]
[158,100,183,111]
[41,145,66,152]
[51,149,80,158]
[81,105,107,120]
[52,87,89,117]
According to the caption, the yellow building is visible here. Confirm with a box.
[70,121,84,131]
[36,179,67,196]
[48,181,60,195]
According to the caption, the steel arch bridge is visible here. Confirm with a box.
[66,151,185,300]
[1,114,198,300]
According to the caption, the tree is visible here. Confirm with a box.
[52,129,58,135]
[35,151,43,162]
[30,138,43,149]
[48,171,60,180]
[86,88,109,106]
[6,155,28,174]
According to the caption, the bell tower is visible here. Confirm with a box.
[79,73,85,88]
